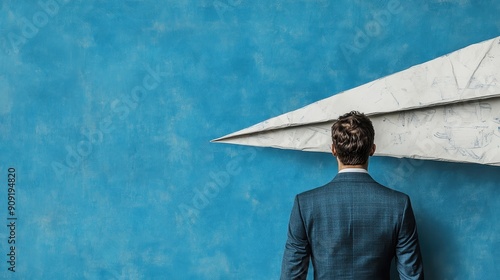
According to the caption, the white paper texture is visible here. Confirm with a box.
[214,36,500,166]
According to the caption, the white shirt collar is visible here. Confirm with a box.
[338,168,368,174]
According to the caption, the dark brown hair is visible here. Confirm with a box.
[331,111,375,165]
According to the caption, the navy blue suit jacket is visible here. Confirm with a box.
[281,172,424,279]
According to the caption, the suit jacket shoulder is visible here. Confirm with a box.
[286,172,421,279]
[297,172,409,206]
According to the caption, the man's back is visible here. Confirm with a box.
[281,172,424,279]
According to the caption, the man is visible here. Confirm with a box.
[280,111,424,279]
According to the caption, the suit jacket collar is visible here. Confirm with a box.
[331,171,374,183]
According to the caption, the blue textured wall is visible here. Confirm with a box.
[0,0,499,279]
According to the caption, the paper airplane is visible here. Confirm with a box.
[213,36,500,166]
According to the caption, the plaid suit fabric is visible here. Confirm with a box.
[281,172,424,280]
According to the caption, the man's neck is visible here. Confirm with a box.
[337,160,368,172]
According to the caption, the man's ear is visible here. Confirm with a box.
[331,144,337,156]
[370,144,376,156]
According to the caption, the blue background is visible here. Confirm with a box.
[0,0,499,279]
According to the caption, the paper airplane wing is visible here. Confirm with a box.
[213,36,500,166]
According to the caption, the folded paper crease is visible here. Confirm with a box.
[213,36,500,166]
